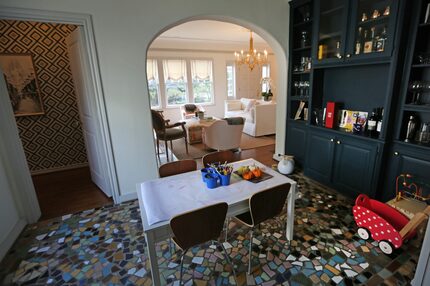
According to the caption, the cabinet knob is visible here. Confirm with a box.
[346,54,351,58]
[330,138,334,142]
[337,55,343,59]
[394,151,399,156]
[336,140,341,144]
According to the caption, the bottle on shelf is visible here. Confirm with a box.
[405,115,418,142]
[376,26,387,52]
[363,29,372,53]
[376,108,384,134]
[367,109,378,137]
[355,27,363,55]
[335,41,341,58]
[372,27,380,52]
[301,31,309,48]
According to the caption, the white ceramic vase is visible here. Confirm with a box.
[278,155,295,175]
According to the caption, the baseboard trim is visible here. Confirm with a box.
[31,163,89,176]
[0,219,26,261]
[119,192,138,203]
[273,153,283,161]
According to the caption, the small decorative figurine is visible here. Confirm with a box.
[372,9,380,19]
[383,6,390,16]
[361,13,368,22]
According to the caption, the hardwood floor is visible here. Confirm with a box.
[33,145,276,221]
[32,167,113,221]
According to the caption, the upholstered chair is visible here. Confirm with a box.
[180,104,205,120]
[151,110,188,161]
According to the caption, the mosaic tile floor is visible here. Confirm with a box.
[0,172,423,286]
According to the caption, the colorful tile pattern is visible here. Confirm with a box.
[0,172,423,285]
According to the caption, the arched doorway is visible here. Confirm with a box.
[145,17,288,165]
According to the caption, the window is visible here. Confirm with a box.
[226,63,236,99]
[163,59,188,106]
[191,60,214,104]
[146,59,161,108]
[261,64,271,92]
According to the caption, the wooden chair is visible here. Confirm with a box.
[159,159,197,178]
[170,202,237,285]
[202,150,235,167]
[230,183,291,274]
[151,110,188,161]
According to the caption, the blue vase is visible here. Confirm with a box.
[219,173,231,186]
[205,173,219,189]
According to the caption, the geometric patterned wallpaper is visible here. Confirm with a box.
[0,20,88,172]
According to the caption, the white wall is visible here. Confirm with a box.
[148,49,277,123]
[0,0,289,201]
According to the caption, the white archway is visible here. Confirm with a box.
[145,15,289,160]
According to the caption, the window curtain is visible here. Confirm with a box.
[163,59,186,81]
[191,60,212,80]
[146,59,158,81]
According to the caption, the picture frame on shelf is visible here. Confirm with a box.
[0,53,44,117]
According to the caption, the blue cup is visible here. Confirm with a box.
[205,173,219,189]
[218,173,231,186]
[201,168,209,182]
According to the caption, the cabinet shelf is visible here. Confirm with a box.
[418,22,430,28]
[319,32,342,41]
[411,63,430,68]
[321,6,343,16]
[394,140,430,151]
[292,71,311,75]
[293,46,312,52]
[309,125,384,143]
[294,20,313,28]
[357,15,389,27]
[290,96,309,101]
[403,104,430,112]
[291,119,307,124]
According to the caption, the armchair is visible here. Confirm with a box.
[203,117,244,151]
[151,110,188,161]
[180,104,205,120]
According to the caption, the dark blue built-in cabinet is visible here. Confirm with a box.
[286,0,430,201]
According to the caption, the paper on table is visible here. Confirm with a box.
[139,159,292,226]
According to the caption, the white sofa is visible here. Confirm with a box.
[224,98,276,137]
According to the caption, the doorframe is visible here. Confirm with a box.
[0,8,121,215]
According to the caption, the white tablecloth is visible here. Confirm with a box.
[139,158,292,226]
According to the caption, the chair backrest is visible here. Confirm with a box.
[151,110,166,133]
[204,120,244,151]
[202,150,235,166]
[159,159,197,178]
[170,202,228,250]
[249,183,291,226]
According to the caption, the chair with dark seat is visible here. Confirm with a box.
[230,183,291,274]
[202,150,235,167]
[151,110,188,161]
[159,159,197,178]
[170,202,237,285]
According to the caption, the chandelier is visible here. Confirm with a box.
[234,30,268,71]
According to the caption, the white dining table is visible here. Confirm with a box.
[137,158,297,286]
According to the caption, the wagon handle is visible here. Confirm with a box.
[355,194,369,206]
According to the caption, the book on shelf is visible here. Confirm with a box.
[294,101,306,120]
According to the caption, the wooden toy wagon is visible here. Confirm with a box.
[353,174,430,255]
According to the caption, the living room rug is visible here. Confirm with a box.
[172,133,275,160]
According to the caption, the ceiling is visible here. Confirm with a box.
[150,20,272,52]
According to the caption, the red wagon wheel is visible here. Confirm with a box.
[357,227,370,240]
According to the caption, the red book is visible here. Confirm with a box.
[325,102,337,129]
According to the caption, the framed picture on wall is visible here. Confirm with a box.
[0,53,44,116]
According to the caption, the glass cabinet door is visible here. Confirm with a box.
[349,0,396,59]
[315,0,349,63]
